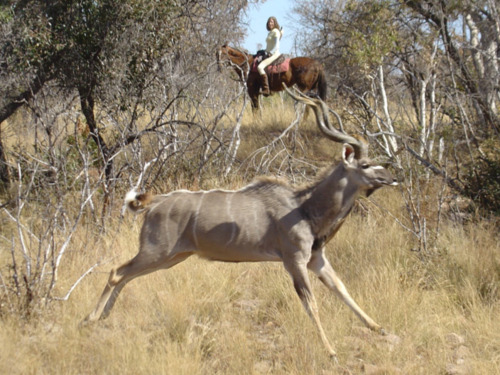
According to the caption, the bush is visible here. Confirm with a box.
[463,141,500,216]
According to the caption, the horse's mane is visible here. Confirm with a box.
[223,44,250,57]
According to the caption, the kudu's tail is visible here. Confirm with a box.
[317,69,327,101]
[125,190,153,214]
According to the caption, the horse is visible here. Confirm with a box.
[217,44,327,110]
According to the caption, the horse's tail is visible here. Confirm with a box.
[317,68,327,101]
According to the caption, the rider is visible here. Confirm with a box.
[257,16,283,97]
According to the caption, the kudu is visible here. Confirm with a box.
[83,89,397,358]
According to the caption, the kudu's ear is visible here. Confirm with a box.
[342,144,356,166]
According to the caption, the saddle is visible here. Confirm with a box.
[252,52,290,74]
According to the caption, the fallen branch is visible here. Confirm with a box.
[53,263,100,302]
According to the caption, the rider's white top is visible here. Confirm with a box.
[265,28,283,55]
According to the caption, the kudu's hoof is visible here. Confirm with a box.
[78,315,95,329]
[330,353,339,364]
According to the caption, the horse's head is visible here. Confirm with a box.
[216,44,252,81]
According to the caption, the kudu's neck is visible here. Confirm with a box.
[297,163,362,240]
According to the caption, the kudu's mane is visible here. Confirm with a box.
[248,175,290,187]
[294,164,340,197]
[242,165,340,197]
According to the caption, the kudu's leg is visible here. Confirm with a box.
[283,261,337,358]
[83,252,191,323]
[308,249,383,333]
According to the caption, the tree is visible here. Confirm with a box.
[292,0,500,237]
[0,0,250,189]
[402,0,499,134]
[0,0,254,313]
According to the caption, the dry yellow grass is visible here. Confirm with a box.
[2,194,499,374]
[1,100,499,374]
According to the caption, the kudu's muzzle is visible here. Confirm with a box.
[365,167,398,197]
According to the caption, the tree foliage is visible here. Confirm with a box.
[293,0,500,218]
[0,0,250,188]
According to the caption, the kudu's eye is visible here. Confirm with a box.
[361,163,370,169]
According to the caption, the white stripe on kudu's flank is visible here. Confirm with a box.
[225,193,236,246]
[192,192,206,249]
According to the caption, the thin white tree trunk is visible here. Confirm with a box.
[376,65,399,156]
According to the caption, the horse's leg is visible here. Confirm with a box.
[252,93,260,111]
[247,86,260,112]
[289,64,315,94]
[283,71,295,90]
[284,72,311,121]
